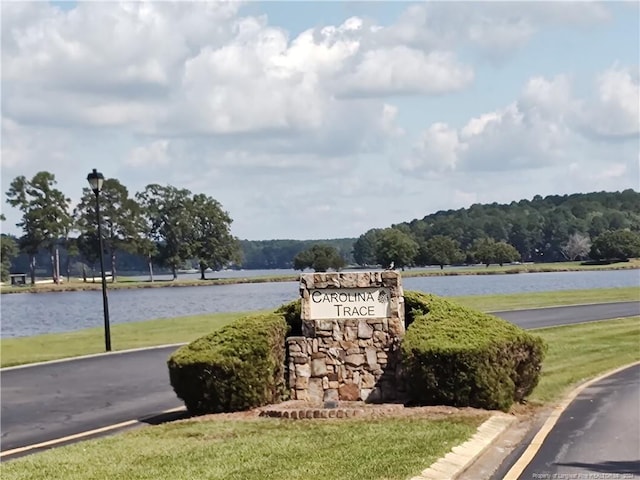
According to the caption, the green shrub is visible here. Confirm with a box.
[402,291,546,411]
[275,299,302,336]
[167,312,288,415]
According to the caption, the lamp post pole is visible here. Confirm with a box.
[87,169,111,352]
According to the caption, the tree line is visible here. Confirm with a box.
[2,175,639,282]
[349,189,640,270]
[2,171,240,284]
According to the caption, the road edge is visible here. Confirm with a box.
[409,413,517,480]
[0,343,187,372]
[501,359,640,480]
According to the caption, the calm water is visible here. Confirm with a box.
[1,269,638,338]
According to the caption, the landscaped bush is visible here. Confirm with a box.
[275,299,302,336]
[167,312,288,415]
[402,291,546,411]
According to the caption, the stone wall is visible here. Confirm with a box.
[287,271,405,404]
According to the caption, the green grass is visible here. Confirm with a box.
[0,416,485,480]
[0,311,258,367]
[530,316,640,403]
[2,287,637,368]
[402,258,640,277]
[454,286,639,312]
[2,317,639,479]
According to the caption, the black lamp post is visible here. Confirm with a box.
[87,168,111,352]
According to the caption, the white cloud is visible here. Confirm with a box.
[125,140,171,168]
[338,47,473,96]
[1,1,634,241]
[403,67,639,178]
[374,2,611,59]
[403,123,462,174]
[585,66,640,137]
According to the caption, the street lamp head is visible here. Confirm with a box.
[87,168,105,195]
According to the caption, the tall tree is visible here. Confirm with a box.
[375,228,419,270]
[136,184,194,280]
[190,193,241,280]
[419,235,464,269]
[75,178,143,282]
[1,234,18,282]
[590,230,640,262]
[492,241,521,266]
[5,172,73,284]
[293,244,345,272]
[353,229,382,267]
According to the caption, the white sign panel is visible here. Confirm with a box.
[308,288,391,319]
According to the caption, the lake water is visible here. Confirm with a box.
[1,269,638,338]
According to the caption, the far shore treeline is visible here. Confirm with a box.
[1,171,639,284]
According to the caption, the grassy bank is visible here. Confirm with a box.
[2,259,638,294]
[2,317,638,479]
[530,317,640,403]
[0,414,486,480]
[1,287,637,368]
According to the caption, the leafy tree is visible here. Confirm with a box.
[419,235,464,269]
[76,232,101,282]
[136,184,195,280]
[75,178,144,282]
[392,191,640,265]
[293,244,345,272]
[375,228,419,270]
[492,241,521,266]
[190,193,241,280]
[471,238,496,267]
[1,235,18,282]
[5,172,73,284]
[588,215,609,239]
[134,236,159,282]
[561,233,591,261]
[590,230,640,262]
[63,237,80,282]
[353,229,382,266]
[471,239,519,267]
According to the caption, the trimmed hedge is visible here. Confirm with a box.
[167,312,288,415]
[402,291,546,411]
[275,299,302,336]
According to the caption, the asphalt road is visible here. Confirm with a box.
[0,345,184,453]
[491,301,640,329]
[1,301,639,456]
[515,363,640,480]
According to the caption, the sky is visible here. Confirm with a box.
[1,1,639,241]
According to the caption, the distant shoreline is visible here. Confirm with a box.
[2,260,638,295]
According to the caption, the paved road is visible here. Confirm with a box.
[0,345,183,453]
[1,302,638,455]
[515,363,640,479]
[491,301,640,329]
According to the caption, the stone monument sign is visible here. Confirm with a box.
[287,271,405,404]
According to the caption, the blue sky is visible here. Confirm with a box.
[2,1,638,240]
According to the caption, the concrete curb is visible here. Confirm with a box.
[409,413,516,480]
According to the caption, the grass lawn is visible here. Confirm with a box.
[530,316,640,403]
[0,415,486,480]
[1,287,638,368]
[1,317,638,479]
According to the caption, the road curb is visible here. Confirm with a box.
[502,360,640,480]
[409,413,517,480]
[0,343,187,372]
